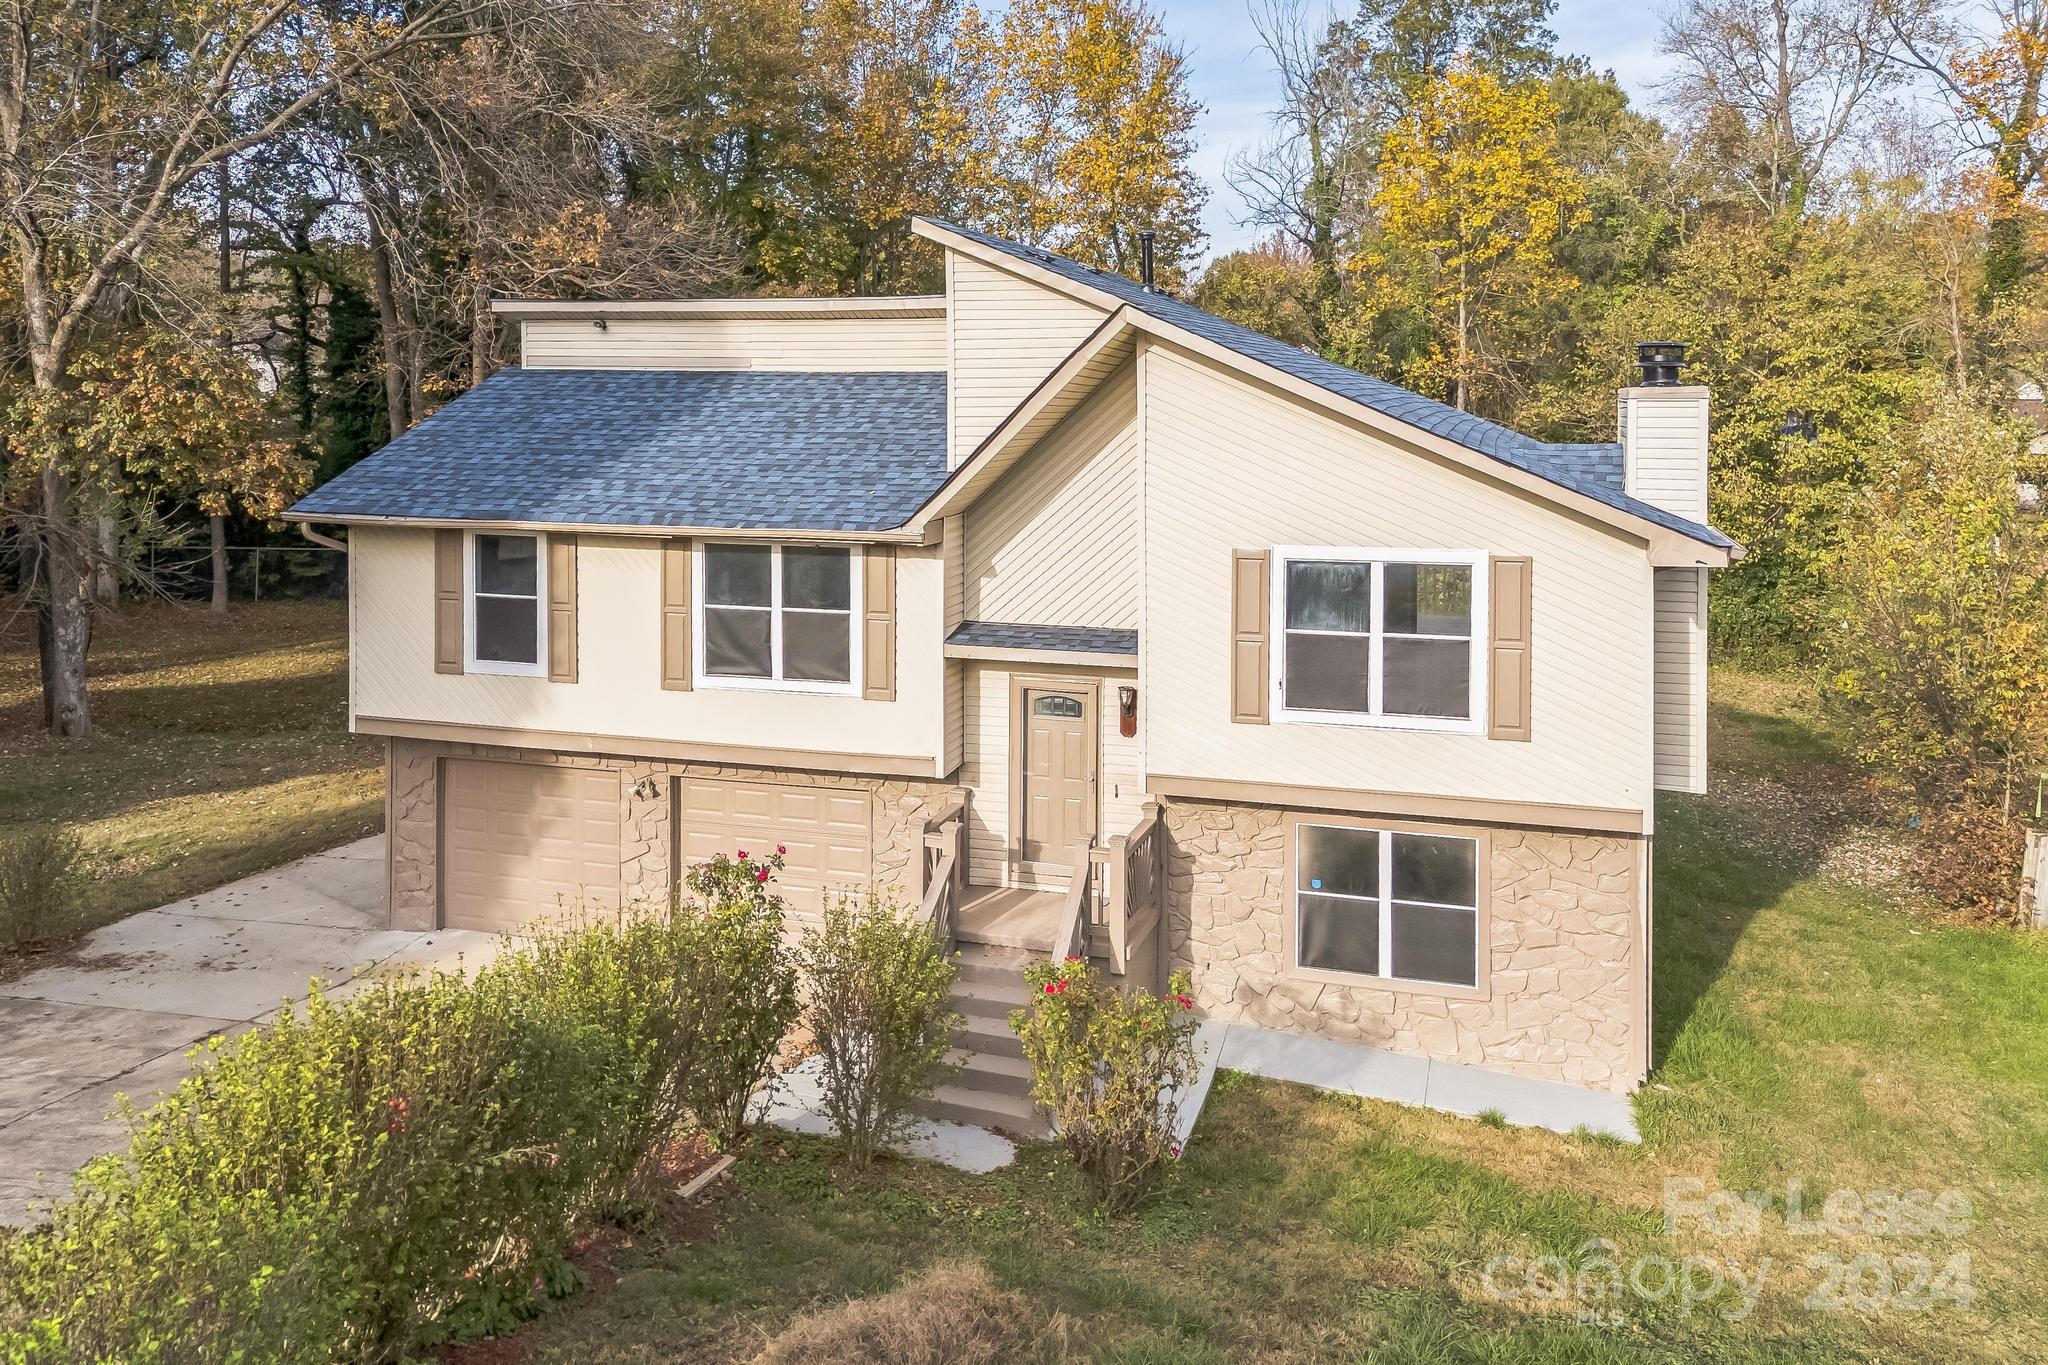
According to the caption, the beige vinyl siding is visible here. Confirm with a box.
[1652,568,1708,794]
[961,361,1138,629]
[948,253,1107,465]
[959,661,1146,889]
[350,527,947,768]
[520,316,946,371]
[1142,345,1657,815]
[1619,389,1709,523]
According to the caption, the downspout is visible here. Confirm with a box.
[299,523,347,551]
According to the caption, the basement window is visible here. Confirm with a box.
[1293,821,1480,989]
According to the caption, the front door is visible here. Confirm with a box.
[1017,683,1096,874]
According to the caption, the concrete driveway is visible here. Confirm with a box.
[0,836,498,1227]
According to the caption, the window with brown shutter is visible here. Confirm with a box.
[1231,548,1269,724]
[661,538,693,690]
[1488,556,1532,741]
[547,534,578,683]
[862,546,896,701]
[434,529,463,674]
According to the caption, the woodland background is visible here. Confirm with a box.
[3,0,2047,911]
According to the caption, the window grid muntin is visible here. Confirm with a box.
[696,542,860,694]
[1272,548,1485,732]
[465,532,547,675]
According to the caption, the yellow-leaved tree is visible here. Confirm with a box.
[942,0,1207,284]
[1356,62,1585,411]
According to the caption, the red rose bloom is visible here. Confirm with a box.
[756,867,769,883]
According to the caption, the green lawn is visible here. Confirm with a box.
[474,668,2048,1364]
[0,601,381,944]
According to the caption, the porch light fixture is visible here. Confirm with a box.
[1118,685,1138,738]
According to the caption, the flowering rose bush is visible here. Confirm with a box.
[1010,959,1199,1214]
[672,848,802,1146]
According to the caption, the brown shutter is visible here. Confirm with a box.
[1489,556,1532,741]
[660,538,693,691]
[1230,549,1269,724]
[862,546,896,701]
[546,534,578,683]
[434,529,463,675]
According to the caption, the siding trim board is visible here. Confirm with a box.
[1148,773,1645,836]
[359,715,942,779]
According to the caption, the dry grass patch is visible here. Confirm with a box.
[751,1260,1059,1365]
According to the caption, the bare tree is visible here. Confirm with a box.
[1659,0,1912,214]
[1227,0,1368,266]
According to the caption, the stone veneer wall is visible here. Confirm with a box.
[1162,800,1644,1093]
[386,737,955,933]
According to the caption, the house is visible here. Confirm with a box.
[286,217,1737,1118]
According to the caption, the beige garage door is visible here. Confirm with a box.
[442,760,623,932]
[675,779,873,918]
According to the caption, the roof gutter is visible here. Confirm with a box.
[280,510,938,546]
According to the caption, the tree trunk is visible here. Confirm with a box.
[39,466,93,737]
[471,270,495,387]
[210,514,229,614]
[361,180,410,442]
[94,516,118,604]
[1453,257,1469,413]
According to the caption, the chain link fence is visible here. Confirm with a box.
[0,537,346,605]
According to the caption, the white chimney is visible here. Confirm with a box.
[1618,341,1709,523]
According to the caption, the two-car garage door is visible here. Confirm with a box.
[439,761,874,931]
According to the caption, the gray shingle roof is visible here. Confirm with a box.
[948,621,1138,655]
[921,218,1728,550]
[289,368,947,532]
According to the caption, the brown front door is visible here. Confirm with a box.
[1017,684,1096,872]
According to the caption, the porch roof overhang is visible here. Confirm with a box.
[944,620,1139,670]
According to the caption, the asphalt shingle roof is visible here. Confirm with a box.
[948,621,1139,655]
[921,218,1727,549]
[289,368,948,532]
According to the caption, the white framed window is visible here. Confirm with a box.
[1271,546,1486,732]
[1294,821,1480,989]
[694,542,863,695]
[465,531,547,676]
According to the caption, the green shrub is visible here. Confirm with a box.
[797,892,958,1166]
[0,824,86,947]
[675,848,803,1146]
[1010,960,1199,1215]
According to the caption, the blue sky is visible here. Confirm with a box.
[1164,0,1668,259]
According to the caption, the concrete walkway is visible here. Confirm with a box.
[0,837,497,1227]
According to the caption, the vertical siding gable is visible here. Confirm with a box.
[961,361,1138,629]
[1652,568,1708,793]
[948,254,1108,464]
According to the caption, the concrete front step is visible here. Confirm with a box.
[952,981,1030,1022]
[950,1013,1025,1060]
[918,1081,1050,1139]
[947,1047,1034,1098]
[949,942,1041,987]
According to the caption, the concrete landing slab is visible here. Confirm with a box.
[762,1056,1019,1173]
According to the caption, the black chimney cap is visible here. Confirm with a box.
[1635,341,1688,387]
[1137,229,1157,292]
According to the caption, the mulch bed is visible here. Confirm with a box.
[433,1132,729,1365]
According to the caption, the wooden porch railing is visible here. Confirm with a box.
[1050,835,1095,962]
[918,793,968,947]
[1087,801,1164,979]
